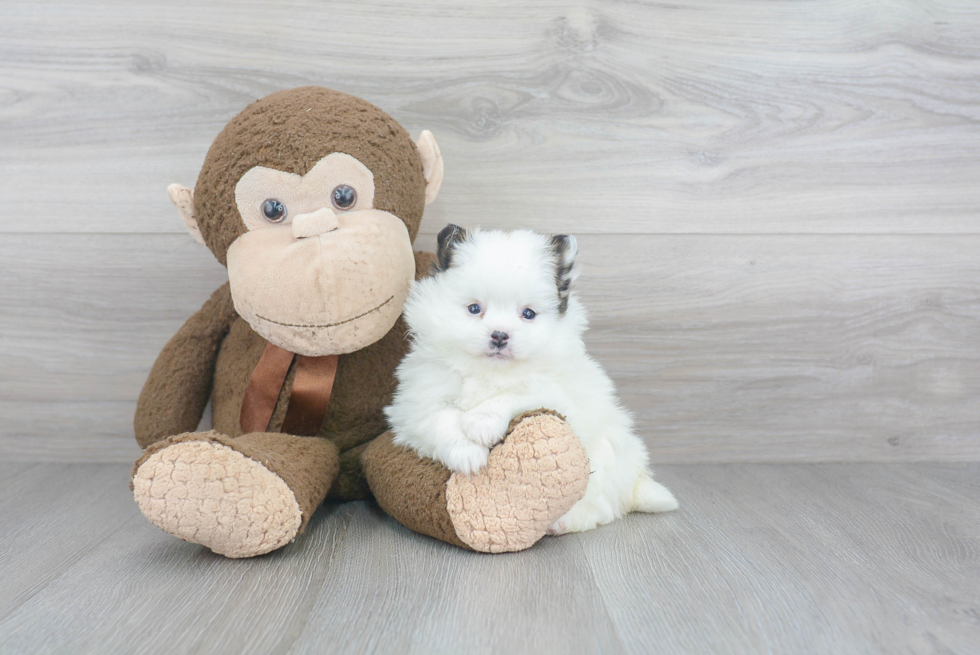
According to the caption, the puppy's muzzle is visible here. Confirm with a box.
[490,331,509,349]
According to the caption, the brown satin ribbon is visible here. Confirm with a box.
[239,342,340,437]
[281,353,339,436]
[240,342,294,434]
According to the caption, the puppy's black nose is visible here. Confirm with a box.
[490,331,509,348]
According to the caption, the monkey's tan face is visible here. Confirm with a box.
[225,153,416,356]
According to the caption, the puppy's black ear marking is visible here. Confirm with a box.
[435,224,469,272]
[549,234,579,314]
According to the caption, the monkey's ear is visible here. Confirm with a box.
[167,183,206,246]
[436,224,468,271]
[416,130,444,206]
[550,234,579,314]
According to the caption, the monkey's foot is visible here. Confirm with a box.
[365,410,590,553]
[132,431,338,558]
[446,410,590,552]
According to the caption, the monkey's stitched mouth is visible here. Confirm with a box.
[254,295,395,329]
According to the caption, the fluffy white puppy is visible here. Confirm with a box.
[385,225,678,534]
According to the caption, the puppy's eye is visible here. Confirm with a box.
[331,184,357,210]
[262,199,287,223]
[468,303,482,315]
[521,308,536,320]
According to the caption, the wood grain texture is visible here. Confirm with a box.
[3,2,978,652]
[290,504,624,655]
[0,462,977,654]
[0,464,360,654]
[0,464,139,619]
[1,0,979,235]
[2,233,977,463]
[580,463,980,655]
[1,0,978,463]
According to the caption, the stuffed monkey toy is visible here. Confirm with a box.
[131,87,590,557]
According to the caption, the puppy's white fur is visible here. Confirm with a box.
[385,228,678,534]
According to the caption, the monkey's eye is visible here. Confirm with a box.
[262,199,287,223]
[331,184,357,210]
[521,308,537,320]
[468,303,482,315]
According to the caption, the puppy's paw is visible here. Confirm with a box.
[547,503,605,536]
[460,410,510,448]
[546,519,569,536]
[438,438,490,476]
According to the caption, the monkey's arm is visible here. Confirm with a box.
[134,282,237,449]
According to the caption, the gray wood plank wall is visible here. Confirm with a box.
[1,0,978,463]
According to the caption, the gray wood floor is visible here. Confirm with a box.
[0,462,976,655]
[2,2,979,654]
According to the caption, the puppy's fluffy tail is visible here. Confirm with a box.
[632,474,679,513]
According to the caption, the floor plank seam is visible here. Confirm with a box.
[0,513,143,625]
[280,503,359,655]
[0,462,44,486]
[574,534,632,655]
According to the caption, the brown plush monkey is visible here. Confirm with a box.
[132,87,590,557]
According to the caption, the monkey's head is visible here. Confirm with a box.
[168,87,444,356]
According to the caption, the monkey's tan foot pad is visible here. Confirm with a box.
[131,433,302,558]
[446,410,590,553]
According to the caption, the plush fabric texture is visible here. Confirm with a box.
[134,248,591,554]
[193,87,427,265]
[134,283,237,449]
[445,410,590,553]
[167,183,205,245]
[234,153,376,230]
[137,86,596,557]
[133,438,302,558]
[362,431,470,550]
[329,441,372,501]
[225,211,416,356]
[230,431,340,532]
[207,252,438,463]
[364,410,590,552]
[131,429,340,558]
[415,130,443,205]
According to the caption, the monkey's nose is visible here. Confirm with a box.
[292,207,340,239]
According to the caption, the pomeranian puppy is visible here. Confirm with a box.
[384,225,678,534]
